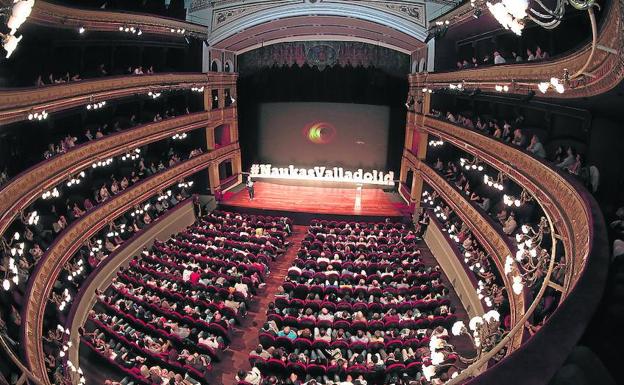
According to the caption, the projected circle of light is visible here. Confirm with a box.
[302,121,337,144]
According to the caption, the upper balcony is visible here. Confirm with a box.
[0,72,237,125]
[412,0,622,99]
[29,1,207,39]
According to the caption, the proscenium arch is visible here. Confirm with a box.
[207,3,428,54]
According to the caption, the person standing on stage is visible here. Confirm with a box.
[246,177,255,200]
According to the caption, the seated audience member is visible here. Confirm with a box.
[527,135,546,158]
[493,51,506,64]
[503,212,518,235]
[556,147,576,170]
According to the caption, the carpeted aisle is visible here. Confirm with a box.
[206,225,307,384]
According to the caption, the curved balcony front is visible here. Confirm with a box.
[411,1,622,99]
[402,150,524,352]
[0,108,236,248]
[409,112,608,385]
[21,142,241,383]
[30,1,207,39]
[0,72,236,125]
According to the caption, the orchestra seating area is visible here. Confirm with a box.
[243,219,467,384]
[1,1,622,385]
[80,210,292,385]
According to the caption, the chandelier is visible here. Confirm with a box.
[472,0,599,35]
[1,0,35,58]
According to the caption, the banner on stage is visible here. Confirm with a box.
[249,164,395,186]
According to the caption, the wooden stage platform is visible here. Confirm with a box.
[220,182,408,223]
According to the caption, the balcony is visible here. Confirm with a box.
[411,1,622,99]
[0,72,237,125]
[407,112,608,385]
[21,142,241,383]
[402,149,525,353]
[30,1,207,39]
[0,109,236,250]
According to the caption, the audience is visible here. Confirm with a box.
[245,219,465,385]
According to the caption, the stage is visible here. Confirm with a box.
[220,181,409,223]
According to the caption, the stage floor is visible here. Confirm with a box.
[222,181,404,217]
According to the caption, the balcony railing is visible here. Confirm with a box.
[0,109,236,252]
[30,1,207,39]
[410,1,622,99]
[21,142,241,384]
[409,112,608,385]
[403,150,524,353]
[0,72,237,125]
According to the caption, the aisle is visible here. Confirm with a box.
[206,225,307,384]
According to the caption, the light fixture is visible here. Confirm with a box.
[5,0,34,37]
[172,133,188,140]
[494,84,510,92]
[483,172,506,191]
[486,0,527,35]
[121,148,141,161]
[460,157,484,172]
[27,110,48,121]
[91,158,114,169]
[429,139,444,147]
[503,189,533,207]
[86,100,106,110]
[78,26,86,34]
[147,91,162,99]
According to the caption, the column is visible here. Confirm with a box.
[208,163,220,194]
[205,126,216,150]
[231,152,243,185]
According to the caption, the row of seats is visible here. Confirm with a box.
[240,220,464,385]
[81,210,293,385]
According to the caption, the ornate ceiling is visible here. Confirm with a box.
[188,0,457,54]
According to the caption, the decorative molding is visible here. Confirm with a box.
[30,1,208,39]
[402,150,524,352]
[0,109,237,254]
[210,0,302,32]
[411,0,623,99]
[0,72,237,125]
[22,143,241,384]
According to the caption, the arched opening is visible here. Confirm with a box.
[418,58,426,72]
[214,124,231,148]
[224,60,233,72]
[211,59,222,72]
[405,169,414,192]
[218,158,234,181]
[411,61,418,74]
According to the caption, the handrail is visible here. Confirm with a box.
[21,143,241,384]
[409,112,608,385]
[63,198,195,385]
[403,150,525,352]
[411,0,622,98]
[417,114,592,292]
[0,72,237,125]
[0,109,236,247]
[30,1,208,39]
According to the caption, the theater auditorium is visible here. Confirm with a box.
[0,1,622,385]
